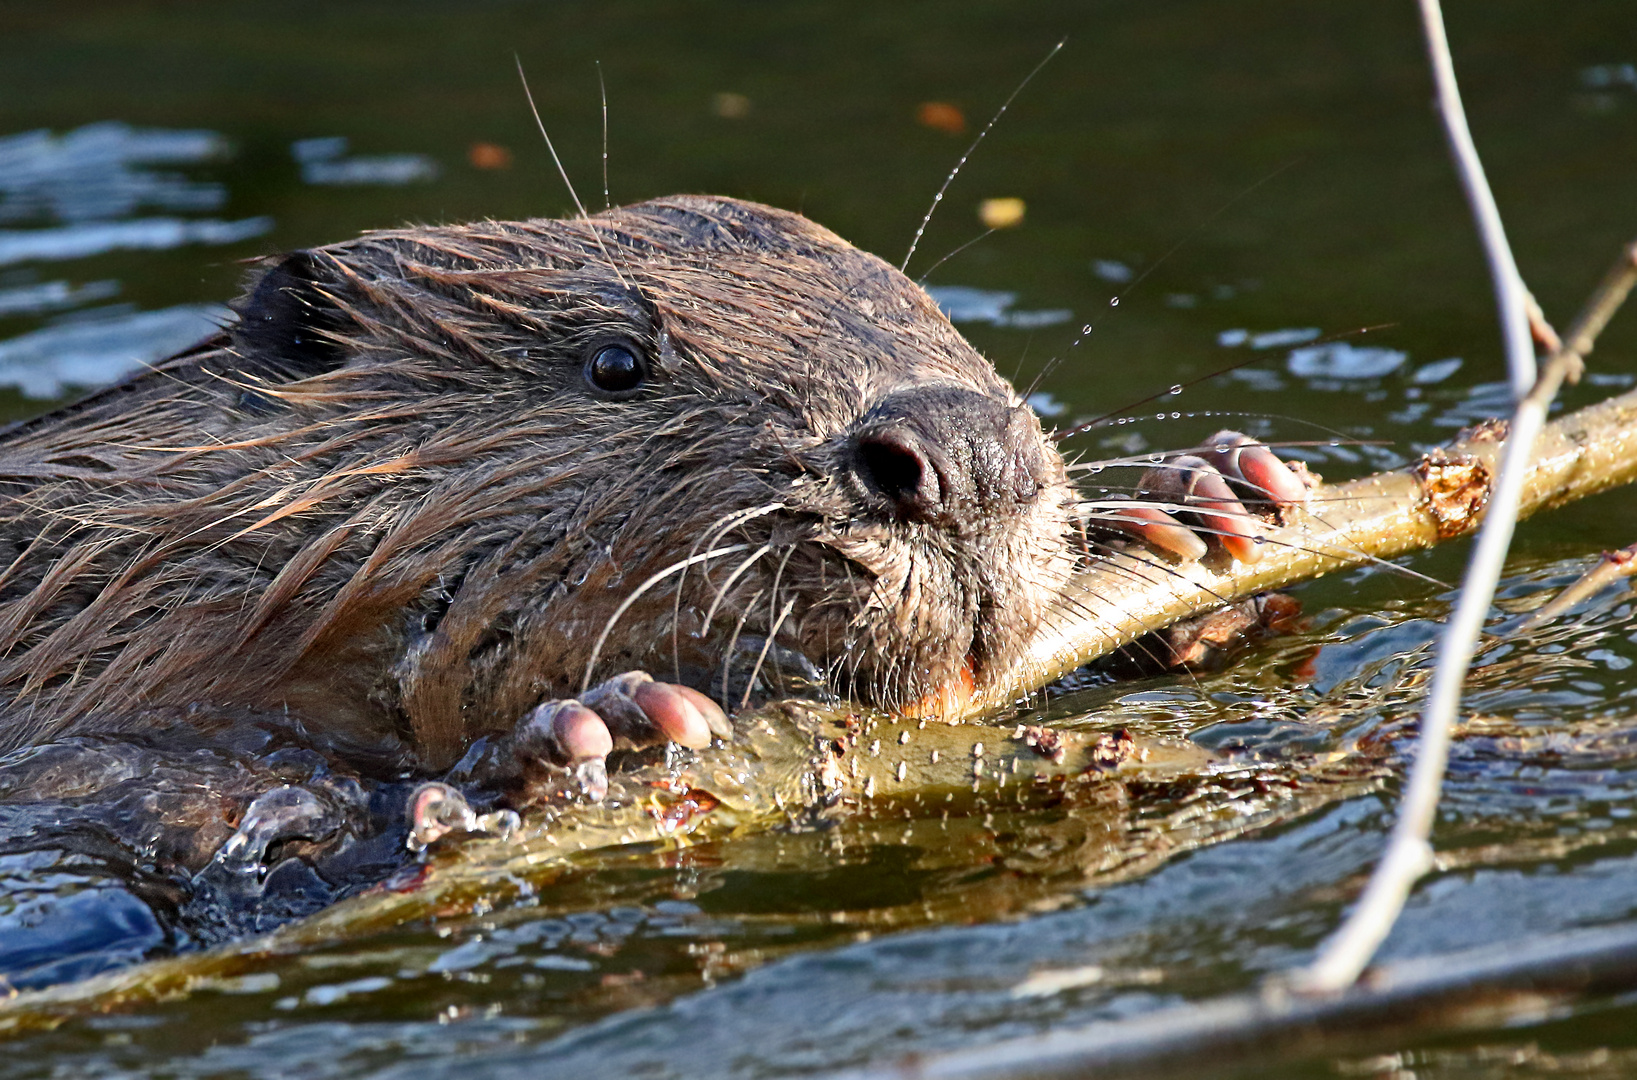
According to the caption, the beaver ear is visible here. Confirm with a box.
[231,251,350,379]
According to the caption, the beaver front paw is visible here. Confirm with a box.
[436,671,732,815]
[510,672,731,801]
[1106,430,1312,563]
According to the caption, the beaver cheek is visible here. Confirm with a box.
[631,681,715,748]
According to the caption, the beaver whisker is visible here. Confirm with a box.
[1073,539,1239,610]
[719,587,764,706]
[835,627,872,707]
[677,501,787,599]
[582,542,752,693]
[514,61,637,297]
[1079,502,1263,525]
[1083,500,1356,575]
[1041,574,1179,666]
[827,561,869,702]
[1197,517,1446,588]
[899,39,1064,275]
[764,543,797,632]
[739,596,800,713]
[698,543,774,644]
[692,502,789,555]
[838,567,925,708]
[724,542,806,699]
[670,502,786,677]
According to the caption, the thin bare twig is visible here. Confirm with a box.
[1526,291,1563,354]
[1558,240,1637,360]
[1288,0,1545,993]
[1290,0,1637,992]
[1295,237,1637,993]
[1417,0,1536,397]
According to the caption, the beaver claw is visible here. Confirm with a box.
[1114,430,1311,563]
[510,672,731,802]
[436,673,730,809]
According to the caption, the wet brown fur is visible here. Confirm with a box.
[0,196,1078,772]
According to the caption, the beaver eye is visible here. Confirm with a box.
[583,341,648,397]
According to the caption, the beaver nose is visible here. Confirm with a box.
[851,386,1050,523]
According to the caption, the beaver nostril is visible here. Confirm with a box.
[850,385,1057,524]
[857,429,934,510]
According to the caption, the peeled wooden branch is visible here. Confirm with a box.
[968,381,1637,718]
[1517,541,1637,631]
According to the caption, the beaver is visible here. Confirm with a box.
[0,195,1303,884]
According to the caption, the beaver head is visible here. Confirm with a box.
[0,196,1078,768]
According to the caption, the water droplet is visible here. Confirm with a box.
[1109,297,1120,307]
[1148,453,1163,463]
[1171,411,1182,420]
[1089,463,1105,474]
[1082,324,1095,335]
[1169,385,1183,396]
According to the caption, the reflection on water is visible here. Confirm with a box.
[0,216,270,266]
[0,278,118,318]
[0,121,271,275]
[291,137,439,186]
[0,121,444,399]
[0,303,228,398]
[1215,326,1320,350]
[0,848,170,992]
[0,122,228,223]
[0,122,257,395]
[925,283,1073,328]
[1286,340,1408,380]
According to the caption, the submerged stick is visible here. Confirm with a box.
[833,920,1637,1080]
[1516,540,1637,632]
